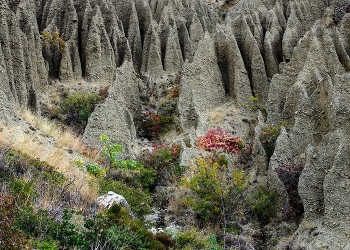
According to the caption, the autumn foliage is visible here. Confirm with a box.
[196,128,242,153]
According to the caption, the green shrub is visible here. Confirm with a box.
[9,178,36,206]
[175,227,220,250]
[33,240,59,250]
[60,92,100,130]
[99,134,123,167]
[88,204,169,249]
[249,186,278,224]
[248,91,267,117]
[136,112,173,140]
[105,225,166,250]
[136,77,178,140]
[0,195,32,249]
[56,209,85,248]
[14,206,58,240]
[4,150,66,186]
[115,159,157,189]
[137,143,181,185]
[98,134,158,189]
[259,125,279,159]
[138,166,157,189]
[86,162,104,177]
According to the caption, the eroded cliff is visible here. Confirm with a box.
[1,0,350,248]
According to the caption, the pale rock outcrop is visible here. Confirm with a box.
[264,9,284,78]
[1,0,350,247]
[267,22,346,125]
[265,18,350,249]
[112,1,142,72]
[0,90,16,126]
[282,8,304,62]
[97,191,133,215]
[1,0,217,115]
[57,0,82,81]
[127,5,143,72]
[59,39,82,81]
[176,19,193,62]
[0,0,47,110]
[188,13,205,52]
[230,14,269,104]
[250,112,269,182]
[135,0,153,45]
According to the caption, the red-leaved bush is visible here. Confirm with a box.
[196,127,242,153]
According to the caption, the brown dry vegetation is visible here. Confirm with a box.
[0,109,99,209]
[220,0,240,10]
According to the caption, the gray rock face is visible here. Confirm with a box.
[215,24,251,105]
[177,32,225,133]
[0,0,216,113]
[0,0,47,110]
[1,0,350,248]
[0,90,16,126]
[85,6,116,83]
[140,20,164,77]
[164,25,183,72]
[264,17,350,250]
[0,0,218,152]
[83,61,141,153]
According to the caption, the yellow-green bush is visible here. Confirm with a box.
[41,29,65,78]
[181,155,249,225]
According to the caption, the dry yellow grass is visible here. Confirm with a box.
[0,110,99,208]
[17,108,85,152]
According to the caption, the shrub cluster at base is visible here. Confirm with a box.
[248,186,278,224]
[59,92,101,131]
[181,153,249,234]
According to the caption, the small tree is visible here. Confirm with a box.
[182,155,249,247]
